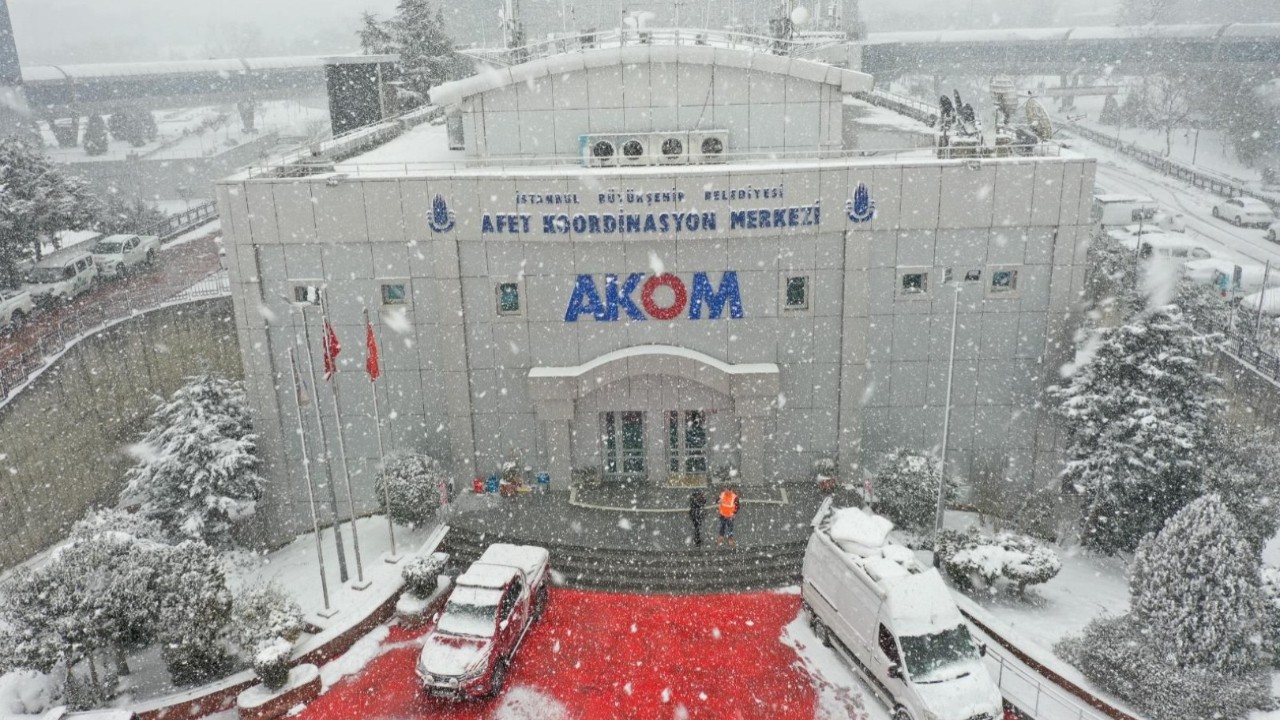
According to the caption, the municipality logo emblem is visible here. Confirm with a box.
[429,194,456,233]
[846,183,876,223]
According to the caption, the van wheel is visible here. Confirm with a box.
[533,585,548,619]
[1213,206,1220,218]
[8,310,24,333]
[814,620,833,648]
[145,250,156,266]
[892,707,913,720]
[487,659,509,698]
[1236,216,1244,226]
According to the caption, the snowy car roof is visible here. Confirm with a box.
[477,543,550,581]
[457,562,521,589]
[881,569,965,637]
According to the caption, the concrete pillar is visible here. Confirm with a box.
[534,397,574,491]
[738,415,766,487]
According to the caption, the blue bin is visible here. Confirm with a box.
[485,474,499,493]
[535,472,550,492]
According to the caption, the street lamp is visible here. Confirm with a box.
[933,278,962,558]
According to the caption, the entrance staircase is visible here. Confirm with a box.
[439,523,807,594]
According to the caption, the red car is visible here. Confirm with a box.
[416,543,551,699]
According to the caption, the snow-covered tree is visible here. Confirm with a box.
[358,1,471,106]
[1260,566,1280,667]
[230,584,305,659]
[357,11,396,55]
[82,115,109,156]
[98,195,166,236]
[870,449,953,533]
[1131,494,1267,672]
[935,528,1061,595]
[1097,94,1122,125]
[1204,429,1280,557]
[122,374,264,547]
[373,453,446,527]
[1142,74,1193,157]
[153,541,234,685]
[1048,303,1221,554]
[0,137,101,286]
[1082,229,1138,312]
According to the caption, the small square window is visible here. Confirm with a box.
[293,285,321,305]
[901,272,927,295]
[497,282,521,315]
[991,269,1018,293]
[381,283,407,305]
[964,270,982,282]
[943,268,954,285]
[784,276,809,310]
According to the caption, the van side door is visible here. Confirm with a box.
[874,623,909,700]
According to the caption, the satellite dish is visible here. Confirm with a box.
[1025,99,1054,141]
[790,6,811,25]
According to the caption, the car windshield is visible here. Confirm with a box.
[27,267,65,283]
[899,624,979,683]
[93,242,122,254]
[436,599,498,638]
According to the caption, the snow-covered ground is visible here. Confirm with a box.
[780,610,890,720]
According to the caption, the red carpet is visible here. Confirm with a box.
[295,588,821,720]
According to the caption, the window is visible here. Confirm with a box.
[381,283,407,305]
[900,272,927,295]
[964,270,982,282]
[990,269,1018,293]
[878,624,901,665]
[496,282,521,315]
[784,276,809,310]
[293,285,321,305]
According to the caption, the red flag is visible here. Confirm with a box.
[365,321,381,381]
[322,320,341,381]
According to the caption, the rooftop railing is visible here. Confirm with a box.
[457,27,849,67]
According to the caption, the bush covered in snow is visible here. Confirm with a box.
[231,584,306,659]
[1057,616,1273,720]
[252,638,293,691]
[122,374,264,548]
[402,552,450,598]
[154,541,235,685]
[934,528,1061,595]
[373,453,446,527]
[1261,566,1280,666]
[0,668,57,715]
[870,449,953,533]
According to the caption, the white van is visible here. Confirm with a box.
[22,248,98,306]
[1092,193,1159,227]
[802,500,1003,720]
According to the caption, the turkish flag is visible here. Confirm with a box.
[365,321,381,381]
[322,320,341,381]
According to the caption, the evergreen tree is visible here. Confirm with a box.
[870,449,954,533]
[1098,94,1122,125]
[1048,303,1221,554]
[122,374,264,547]
[98,195,167,236]
[153,541,234,685]
[83,115,109,156]
[357,11,396,55]
[0,137,102,286]
[1204,428,1280,557]
[369,0,472,105]
[373,453,447,527]
[1131,494,1267,673]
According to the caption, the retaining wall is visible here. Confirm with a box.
[0,298,242,569]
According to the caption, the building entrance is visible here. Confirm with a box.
[601,411,645,480]
[667,410,709,478]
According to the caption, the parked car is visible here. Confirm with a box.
[0,288,34,333]
[21,249,97,307]
[802,500,1004,720]
[416,543,551,700]
[1152,210,1186,233]
[1212,197,1276,228]
[1184,257,1280,294]
[90,234,160,278]
[1267,221,1279,243]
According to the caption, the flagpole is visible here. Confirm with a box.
[365,307,398,561]
[289,347,332,614]
[301,311,351,584]
[323,288,365,587]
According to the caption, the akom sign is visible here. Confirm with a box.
[565,272,745,322]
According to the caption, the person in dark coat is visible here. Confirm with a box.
[689,489,707,546]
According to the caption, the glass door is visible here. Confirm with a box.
[602,411,646,479]
[667,410,709,477]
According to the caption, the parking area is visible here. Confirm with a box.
[294,588,868,720]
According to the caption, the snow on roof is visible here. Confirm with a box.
[864,23,1280,45]
[528,344,779,379]
[881,569,964,637]
[1239,290,1280,316]
[457,562,520,589]
[826,506,894,551]
[337,122,463,168]
[477,543,549,580]
[1094,193,1154,203]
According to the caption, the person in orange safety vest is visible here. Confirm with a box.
[716,485,740,547]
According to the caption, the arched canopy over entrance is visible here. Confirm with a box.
[528,345,779,488]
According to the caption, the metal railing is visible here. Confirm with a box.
[458,27,848,67]
[141,200,220,242]
[0,268,229,405]
[855,89,939,128]
[1058,120,1279,210]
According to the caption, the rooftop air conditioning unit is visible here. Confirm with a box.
[689,131,729,164]
[617,135,650,166]
[653,132,690,166]
[582,134,619,167]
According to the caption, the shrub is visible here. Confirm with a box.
[871,449,954,533]
[1262,566,1280,667]
[231,584,306,656]
[1057,615,1273,720]
[813,458,837,478]
[373,454,446,527]
[252,638,293,691]
[935,527,1061,595]
[402,552,450,598]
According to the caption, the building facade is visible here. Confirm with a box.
[217,41,1095,538]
